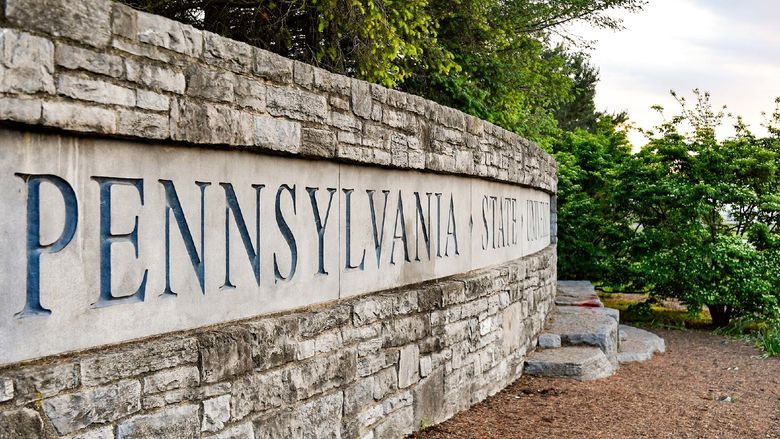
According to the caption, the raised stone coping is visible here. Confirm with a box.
[0,0,557,193]
[524,346,617,381]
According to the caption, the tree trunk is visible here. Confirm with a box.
[707,304,732,327]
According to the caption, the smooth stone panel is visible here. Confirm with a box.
[0,128,553,365]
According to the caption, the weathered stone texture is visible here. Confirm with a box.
[0,243,550,437]
[116,404,199,439]
[0,408,44,439]
[0,29,55,94]
[5,0,111,48]
[43,379,141,434]
[0,247,553,438]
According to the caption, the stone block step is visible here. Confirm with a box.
[524,346,617,381]
[557,280,603,307]
[617,325,666,364]
[545,306,619,359]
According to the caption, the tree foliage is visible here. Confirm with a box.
[555,90,780,326]
[122,0,643,138]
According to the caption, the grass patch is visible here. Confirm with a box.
[716,315,780,357]
[599,293,713,329]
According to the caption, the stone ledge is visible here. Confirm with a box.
[0,0,557,194]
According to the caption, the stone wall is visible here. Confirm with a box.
[0,0,556,192]
[0,0,558,437]
[0,246,555,439]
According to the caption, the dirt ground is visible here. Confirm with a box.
[414,329,780,439]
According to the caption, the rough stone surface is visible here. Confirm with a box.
[6,0,111,48]
[55,43,124,78]
[202,395,231,432]
[254,115,301,152]
[617,325,667,364]
[538,333,562,349]
[0,408,44,439]
[524,346,617,381]
[43,379,141,434]
[116,404,199,439]
[556,280,602,307]
[547,307,619,359]
[0,29,55,94]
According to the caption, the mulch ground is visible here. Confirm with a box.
[414,329,780,438]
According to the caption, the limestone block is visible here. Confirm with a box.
[5,0,110,48]
[523,346,617,381]
[0,378,13,402]
[0,97,41,124]
[42,100,115,134]
[301,127,336,157]
[185,64,235,103]
[116,109,169,139]
[298,305,351,338]
[135,10,202,57]
[142,366,200,394]
[44,380,141,435]
[343,377,374,418]
[382,391,413,414]
[313,66,351,95]
[9,363,78,404]
[254,48,293,83]
[116,404,199,439]
[0,408,44,439]
[203,31,253,74]
[295,339,316,360]
[381,315,430,348]
[251,392,342,439]
[125,59,185,93]
[352,78,373,119]
[374,406,414,439]
[0,29,55,94]
[293,61,314,88]
[230,369,289,421]
[254,115,301,153]
[136,89,170,112]
[398,344,420,388]
[55,43,123,78]
[247,318,298,371]
[288,350,357,401]
[353,295,396,326]
[111,3,137,39]
[203,422,254,439]
[413,368,445,429]
[538,333,561,349]
[234,76,266,112]
[372,366,398,400]
[266,86,328,122]
[202,394,231,432]
[198,327,253,384]
[171,98,254,145]
[58,73,135,106]
[80,337,198,386]
[66,427,115,439]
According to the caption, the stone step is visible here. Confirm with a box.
[617,325,666,364]
[556,280,603,307]
[544,306,619,360]
[524,346,617,381]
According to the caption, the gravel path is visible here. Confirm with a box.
[414,329,780,438]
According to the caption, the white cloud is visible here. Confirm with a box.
[566,0,780,146]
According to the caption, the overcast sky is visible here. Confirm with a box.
[569,0,780,146]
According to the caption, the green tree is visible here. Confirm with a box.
[552,114,634,282]
[618,91,780,325]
